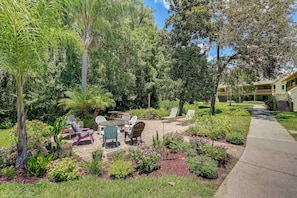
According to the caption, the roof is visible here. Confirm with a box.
[282,71,297,82]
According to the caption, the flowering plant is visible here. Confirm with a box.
[0,147,16,169]
[129,142,162,174]
[47,157,86,182]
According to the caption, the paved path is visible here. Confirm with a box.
[215,105,297,198]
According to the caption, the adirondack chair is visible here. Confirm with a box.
[70,121,94,145]
[161,107,178,122]
[124,116,137,132]
[176,109,195,124]
[102,126,120,147]
[124,121,145,145]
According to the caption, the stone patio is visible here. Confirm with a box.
[66,120,193,161]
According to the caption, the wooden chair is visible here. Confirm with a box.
[102,126,119,148]
[70,121,94,145]
[124,121,145,145]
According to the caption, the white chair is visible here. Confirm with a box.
[161,107,178,122]
[95,116,107,132]
[124,116,137,133]
[176,109,195,124]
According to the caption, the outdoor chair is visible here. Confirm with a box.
[102,126,120,148]
[176,109,195,124]
[95,115,107,132]
[124,115,137,132]
[70,121,94,146]
[125,121,145,145]
[161,107,178,122]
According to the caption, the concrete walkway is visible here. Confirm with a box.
[215,105,297,198]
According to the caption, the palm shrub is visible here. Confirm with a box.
[187,156,218,179]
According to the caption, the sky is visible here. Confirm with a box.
[143,0,169,29]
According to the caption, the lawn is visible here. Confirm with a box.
[270,112,297,131]
[0,175,215,198]
[0,129,11,148]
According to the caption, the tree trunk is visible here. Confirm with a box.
[82,48,88,91]
[178,100,185,116]
[93,107,100,121]
[16,77,27,169]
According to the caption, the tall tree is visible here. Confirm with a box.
[67,0,132,91]
[0,0,80,167]
[166,0,214,114]
[208,0,297,114]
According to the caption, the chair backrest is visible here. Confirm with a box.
[67,115,76,124]
[129,116,138,125]
[131,121,145,138]
[186,109,195,119]
[104,126,118,139]
[121,113,131,121]
[169,107,178,117]
[70,121,81,133]
[95,116,106,124]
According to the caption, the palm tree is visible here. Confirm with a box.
[0,0,80,168]
[58,88,92,119]
[89,87,116,120]
[67,0,132,91]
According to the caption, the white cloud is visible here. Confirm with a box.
[154,0,170,10]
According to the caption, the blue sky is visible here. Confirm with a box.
[143,0,169,29]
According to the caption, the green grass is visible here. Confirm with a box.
[0,129,11,148]
[0,175,216,198]
[291,134,297,140]
[270,112,297,131]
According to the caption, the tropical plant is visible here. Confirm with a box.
[26,152,53,177]
[88,86,116,120]
[0,0,80,168]
[58,88,92,119]
[85,149,103,176]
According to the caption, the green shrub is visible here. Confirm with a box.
[11,120,51,150]
[47,157,86,182]
[129,142,162,174]
[192,115,233,141]
[230,108,250,116]
[187,156,218,179]
[190,138,228,165]
[1,166,15,179]
[226,132,244,145]
[0,118,14,129]
[152,131,163,152]
[108,160,134,179]
[26,152,53,177]
[164,132,188,153]
[158,100,179,110]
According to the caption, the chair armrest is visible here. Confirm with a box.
[81,128,90,131]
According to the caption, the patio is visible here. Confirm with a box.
[66,120,192,161]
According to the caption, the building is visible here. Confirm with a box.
[217,73,293,111]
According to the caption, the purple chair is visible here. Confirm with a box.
[70,121,94,145]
